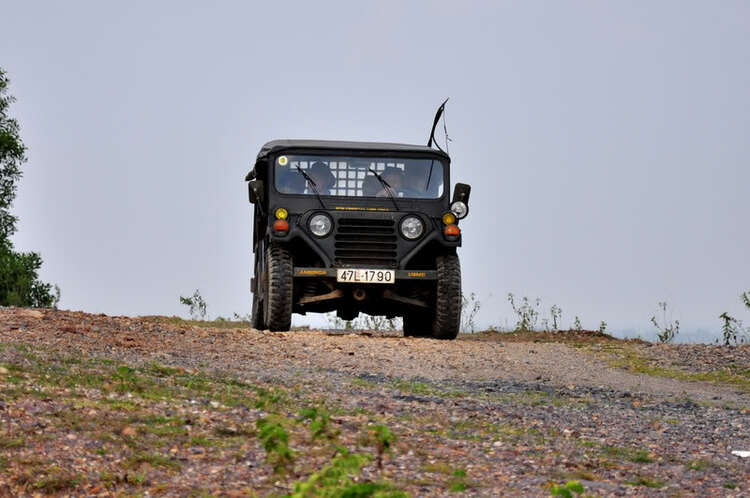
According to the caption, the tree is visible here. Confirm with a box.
[0,68,58,307]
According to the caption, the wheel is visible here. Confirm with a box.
[431,254,461,340]
[263,244,293,331]
[251,292,265,330]
[403,311,431,337]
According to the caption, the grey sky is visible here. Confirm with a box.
[3,1,749,340]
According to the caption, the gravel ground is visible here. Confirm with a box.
[1,308,748,496]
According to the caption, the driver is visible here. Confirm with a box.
[401,163,429,197]
[308,161,336,193]
[376,167,403,198]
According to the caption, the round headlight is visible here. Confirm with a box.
[450,201,468,219]
[400,216,424,240]
[309,214,332,237]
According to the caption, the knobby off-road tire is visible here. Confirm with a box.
[431,254,461,340]
[251,292,265,330]
[403,311,431,337]
[263,244,293,332]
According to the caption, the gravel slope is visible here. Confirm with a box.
[1,308,748,496]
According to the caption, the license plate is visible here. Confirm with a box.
[336,269,395,284]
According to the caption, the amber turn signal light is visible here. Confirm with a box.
[275,207,288,220]
[444,224,460,236]
[273,219,289,232]
[441,212,456,225]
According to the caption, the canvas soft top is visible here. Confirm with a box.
[247,139,450,180]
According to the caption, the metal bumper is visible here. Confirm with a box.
[293,267,436,281]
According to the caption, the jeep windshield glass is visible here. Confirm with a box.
[274,155,444,199]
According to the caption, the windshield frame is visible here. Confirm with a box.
[271,151,449,201]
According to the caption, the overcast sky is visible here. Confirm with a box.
[3,1,749,341]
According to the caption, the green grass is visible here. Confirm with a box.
[600,445,653,463]
[0,437,25,449]
[624,475,664,488]
[596,344,750,392]
[124,452,181,470]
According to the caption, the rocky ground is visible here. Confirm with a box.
[0,308,748,496]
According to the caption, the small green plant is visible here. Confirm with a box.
[297,406,338,442]
[289,448,403,497]
[549,480,584,497]
[573,316,582,331]
[449,468,469,492]
[508,293,541,331]
[550,304,562,331]
[742,291,750,310]
[651,301,679,343]
[624,475,664,488]
[461,292,481,333]
[179,289,207,320]
[256,417,294,474]
[719,312,741,346]
[371,424,395,470]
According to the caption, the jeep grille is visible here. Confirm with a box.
[334,218,397,268]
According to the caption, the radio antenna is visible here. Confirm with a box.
[427,98,449,153]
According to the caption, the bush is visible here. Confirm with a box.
[0,68,58,308]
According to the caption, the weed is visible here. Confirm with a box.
[719,312,742,346]
[624,475,664,488]
[549,480,584,497]
[461,292,481,333]
[686,459,711,471]
[508,293,541,331]
[0,436,24,449]
[601,445,653,463]
[124,452,181,470]
[298,406,338,442]
[33,471,82,493]
[256,417,294,474]
[371,424,395,470]
[289,448,403,497]
[180,289,207,320]
[651,301,679,343]
[550,304,562,331]
[573,316,582,331]
[449,468,469,492]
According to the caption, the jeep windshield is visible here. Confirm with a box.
[274,154,444,199]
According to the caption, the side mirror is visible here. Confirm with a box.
[452,183,471,204]
[451,183,471,219]
[248,180,264,204]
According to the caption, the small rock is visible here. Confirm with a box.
[0,367,8,375]
[121,426,137,436]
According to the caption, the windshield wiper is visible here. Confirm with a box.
[296,165,326,209]
[369,169,400,211]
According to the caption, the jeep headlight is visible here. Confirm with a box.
[400,216,424,240]
[450,201,468,219]
[309,213,332,237]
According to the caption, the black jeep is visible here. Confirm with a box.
[245,125,471,339]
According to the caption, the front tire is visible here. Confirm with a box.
[264,244,293,331]
[251,292,265,330]
[431,254,461,340]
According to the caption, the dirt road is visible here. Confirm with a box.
[1,308,748,496]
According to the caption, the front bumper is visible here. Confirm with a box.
[293,267,436,281]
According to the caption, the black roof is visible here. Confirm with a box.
[247,139,450,180]
[259,139,448,160]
